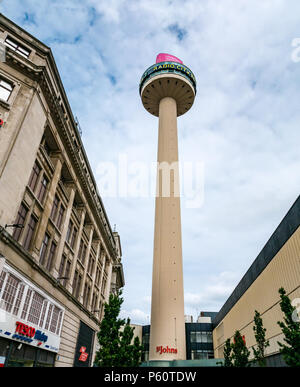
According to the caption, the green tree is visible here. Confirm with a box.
[94,290,143,367]
[252,310,269,367]
[223,338,233,367]
[231,330,250,367]
[277,287,300,367]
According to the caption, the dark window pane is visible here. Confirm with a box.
[28,162,41,192]
[12,203,28,242]
[23,216,37,251]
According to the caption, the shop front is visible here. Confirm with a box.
[0,261,64,367]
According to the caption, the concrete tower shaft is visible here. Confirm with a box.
[140,60,196,361]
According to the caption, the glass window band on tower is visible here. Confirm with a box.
[139,61,197,95]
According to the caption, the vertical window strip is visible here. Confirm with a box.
[21,288,33,320]
[40,233,49,266]
[12,204,28,242]
[76,275,82,299]
[63,260,71,286]
[23,215,37,251]
[28,162,41,192]
[12,283,25,316]
[27,291,45,326]
[57,204,65,230]
[1,274,20,313]
[58,255,66,279]
[70,227,77,249]
[0,78,13,101]
[37,175,48,203]
[50,306,60,333]
[46,242,56,272]
[56,310,63,335]
[0,271,7,299]
[39,300,48,328]
[72,270,78,296]
[50,195,59,221]
[44,304,53,331]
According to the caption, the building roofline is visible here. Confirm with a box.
[213,195,300,328]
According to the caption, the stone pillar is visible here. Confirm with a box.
[149,97,186,361]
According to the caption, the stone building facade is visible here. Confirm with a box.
[0,13,124,367]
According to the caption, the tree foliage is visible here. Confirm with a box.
[94,290,143,367]
[231,330,250,367]
[277,287,300,367]
[223,338,233,367]
[253,310,269,367]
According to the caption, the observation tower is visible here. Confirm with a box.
[139,53,196,361]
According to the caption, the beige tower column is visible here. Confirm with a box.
[140,59,196,362]
[149,96,186,361]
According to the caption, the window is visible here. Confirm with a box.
[27,292,45,326]
[72,270,82,299]
[70,227,77,249]
[23,215,37,251]
[58,255,70,286]
[101,276,107,297]
[50,195,59,221]
[66,220,77,248]
[190,331,213,344]
[49,306,61,334]
[58,255,66,279]
[191,350,212,360]
[12,203,28,242]
[5,37,31,58]
[91,292,97,312]
[12,283,25,316]
[21,288,33,320]
[46,242,56,272]
[72,270,78,297]
[95,266,101,287]
[37,175,48,204]
[83,283,90,308]
[28,161,41,192]
[39,233,50,266]
[66,221,73,243]
[87,255,95,276]
[64,260,71,286]
[0,77,13,102]
[0,271,7,295]
[56,204,65,230]
[0,273,20,313]
[78,241,87,265]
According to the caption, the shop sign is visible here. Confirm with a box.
[79,346,89,362]
[156,346,177,355]
[0,314,60,352]
[13,321,48,345]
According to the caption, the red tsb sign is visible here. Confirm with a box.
[156,346,177,355]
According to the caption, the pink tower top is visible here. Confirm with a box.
[156,53,183,64]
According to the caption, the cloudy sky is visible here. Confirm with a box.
[2,0,300,324]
